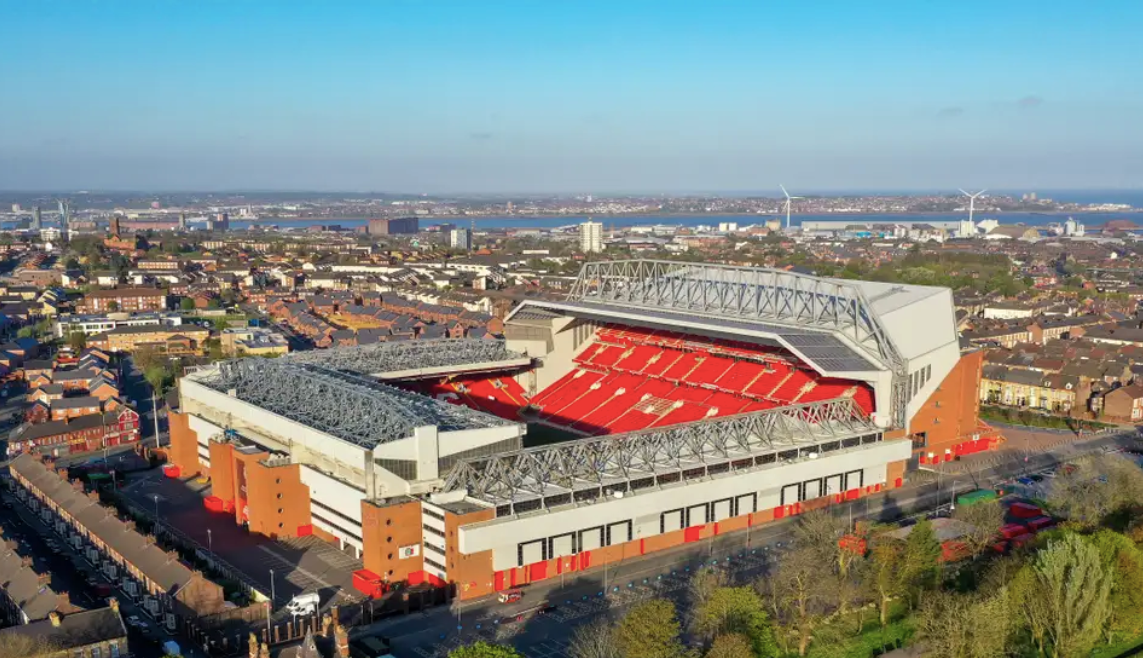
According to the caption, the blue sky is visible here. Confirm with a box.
[1,1,1140,192]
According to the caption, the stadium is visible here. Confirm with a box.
[168,260,989,601]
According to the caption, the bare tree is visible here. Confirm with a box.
[767,543,831,656]
[568,618,620,658]
[1047,453,1143,528]
[952,499,1005,558]
[687,564,728,633]
[915,589,1011,658]
[0,635,57,658]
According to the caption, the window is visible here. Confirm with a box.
[109,643,119,658]
[92,647,101,658]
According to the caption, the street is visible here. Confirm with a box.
[358,429,1141,658]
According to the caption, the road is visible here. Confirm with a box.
[359,430,1141,658]
[121,355,165,448]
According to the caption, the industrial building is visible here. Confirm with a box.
[367,217,420,236]
[168,260,988,600]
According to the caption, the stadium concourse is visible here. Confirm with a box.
[167,260,993,601]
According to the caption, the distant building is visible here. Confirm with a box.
[31,206,42,230]
[1064,217,1085,237]
[579,220,604,253]
[207,212,230,231]
[367,217,419,236]
[220,326,290,357]
[449,228,473,251]
[79,288,168,313]
[717,222,738,233]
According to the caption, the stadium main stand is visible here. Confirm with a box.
[406,324,875,436]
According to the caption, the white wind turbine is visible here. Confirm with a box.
[780,184,803,229]
[959,188,987,225]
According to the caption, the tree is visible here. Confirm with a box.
[687,565,728,626]
[107,300,120,312]
[768,544,828,656]
[868,536,906,627]
[916,589,1011,658]
[901,519,943,607]
[67,330,87,352]
[1087,530,1143,642]
[704,634,754,658]
[614,600,688,658]
[180,297,197,311]
[953,498,1005,558]
[568,619,621,658]
[448,642,521,658]
[692,587,778,657]
[1047,453,1143,528]
[1014,533,1112,658]
[0,634,58,658]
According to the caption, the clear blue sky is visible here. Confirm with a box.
[2,1,1140,193]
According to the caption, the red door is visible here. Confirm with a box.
[493,571,506,592]
[529,561,548,583]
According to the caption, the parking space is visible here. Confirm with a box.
[117,467,363,614]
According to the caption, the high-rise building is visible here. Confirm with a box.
[31,206,41,230]
[10,203,20,213]
[214,213,230,231]
[579,220,603,253]
[178,213,187,231]
[1064,217,1085,237]
[449,228,473,251]
[109,216,121,237]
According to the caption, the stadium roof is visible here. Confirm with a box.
[192,356,517,448]
[555,260,906,373]
[444,397,881,512]
[285,338,531,379]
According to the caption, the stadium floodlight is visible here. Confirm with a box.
[959,188,987,225]
[780,184,804,229]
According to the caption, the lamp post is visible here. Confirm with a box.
[207,528,213,561]
[269,569,276,606]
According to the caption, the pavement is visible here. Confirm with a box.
[357,428,1143,658]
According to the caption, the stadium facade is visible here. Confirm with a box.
[168,260,989,600]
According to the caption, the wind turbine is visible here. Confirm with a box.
[780,184,803,230]
[959,188,987,225]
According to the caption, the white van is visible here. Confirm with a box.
[285,592,320,617]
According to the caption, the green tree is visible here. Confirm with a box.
[692,587,778,658]
[687,565,728,626]
[901,519,943,607]
[704,634,753,658]
[180,297,197,311]
[1087,530,1143,642]
[915,589,1011,658]
[1014,533,1112,658]
[107,300,120,312]
[614,600,688,658]
[448,642,521,658]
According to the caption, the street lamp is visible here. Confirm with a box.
[207,529,212,559]
[152,494,159,519]
[269,569,276,606]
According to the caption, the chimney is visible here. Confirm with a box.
[56,591,75,613]
[55,467,68,479]
[20,556,31,567]
[48,611,61,627]
[108,597,119,613]
[38,573,50,586]
[124,520,135,532]
[248,633,259,658]
[333,616,349,658]
[71,479,84,492]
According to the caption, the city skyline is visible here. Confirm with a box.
[2,1,1141,192]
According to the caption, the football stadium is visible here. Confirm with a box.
[168,260,989,600]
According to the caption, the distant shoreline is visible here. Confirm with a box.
[239,209,1143,223]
